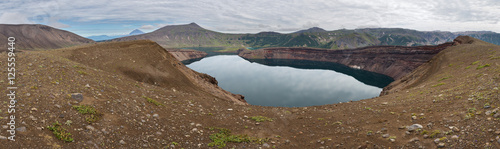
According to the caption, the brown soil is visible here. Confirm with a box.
[0,37,499,148]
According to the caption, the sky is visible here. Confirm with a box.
[1,0,499,37]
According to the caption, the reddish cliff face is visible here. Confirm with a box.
[238,43,453,79]
[167,49,208,61]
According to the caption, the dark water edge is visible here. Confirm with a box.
[246,59,394,88]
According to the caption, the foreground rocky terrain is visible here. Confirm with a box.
[0,36,498,148]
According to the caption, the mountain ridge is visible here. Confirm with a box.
[0,24,94,50]
[111,23,500,50]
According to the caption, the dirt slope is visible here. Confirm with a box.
[0,24,94,50]
[0,36,498,148]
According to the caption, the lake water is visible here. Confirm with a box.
[186,55,393,107]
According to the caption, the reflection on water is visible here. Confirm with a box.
[187,55,392,107]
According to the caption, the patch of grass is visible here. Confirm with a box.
[250,116,273,122]
[438,76,451,81]
[171,142,178,146]
[388,136,396,140]
[439,137,447,141]
[77,70,87,75]
[64,120,72,126]
[432,83,445,87]
[465,66,471,69]
[73,105,101,123]
[47,121,73,142]
[333,121,342,125]
[364,107,372,110]
[317,118,324,121]
[476,64,490,69]
[143,96,163,106]
[429,130,440,138]
[472,61,480,65]
[421,130,429,135]
[208,128,268,148]
[367,131,373,135]
[73,105,97,114]
[490,56,500,60]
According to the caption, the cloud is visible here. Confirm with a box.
[0,12,33,24]
[140,25,155,30]
[0,0,498,33]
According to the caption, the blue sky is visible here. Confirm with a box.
[1,0,499,37]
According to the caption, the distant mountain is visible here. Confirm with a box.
[87,35,125,41]
[294,27,327,34]
[112,23,500,49]
[0,24,94,50]
[87,29,145,41]
[129,29,144,35]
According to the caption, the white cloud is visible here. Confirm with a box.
[0,12,33,24]
[0,0,499,33]
[140,25,155,30]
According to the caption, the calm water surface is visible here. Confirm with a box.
[187,55,393,107]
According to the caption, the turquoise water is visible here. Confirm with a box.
[187,55,393,107]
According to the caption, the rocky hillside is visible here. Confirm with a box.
[167,49,208,62]
[238,43,453,79]
[0,24,94,50]
[111,23,500,50]
[0,37,498,148]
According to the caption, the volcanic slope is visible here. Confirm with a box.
[0,37,499,148]
[0,24,94,50]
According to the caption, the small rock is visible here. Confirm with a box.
[494,113,500,118]
[408,137,419,143]
[434,138,440,144]
[152,114,159,118]
[449,126,460,132]
[437,142,445,148]
[195,124,202,127]
[55,104,61,108]
[227,108,233,111]
[451,135,459,140]
[486,110,493,115]
[191,128,198,132]
[423,134,429,138]
[71,93,84,102]
[262,143,270,148]
[85,84,91,88]
[382,134,390,138]
[119,140,126,145]
[389,138,396,142]
[484,105,491,109]
[16,127,26,132]
[31,107,38,111]
[59,114,65,118]
[0,136,6,140]
[255,122,260,125]
[381,102,388,105]
[495,131,500,135]
[407,124,423,132]
[285,140,290,144]
[85,125,95,131]
[411,116,417,120]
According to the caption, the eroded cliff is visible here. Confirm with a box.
[167,49,208,61]
[238,43,453,79]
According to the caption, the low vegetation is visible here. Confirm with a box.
[250,116,273,122]
[47,121,73,142]
[73,105,101,123]
[208,127,268,148]
[143,96,163,106]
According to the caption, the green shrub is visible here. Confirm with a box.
[47,121,73,142]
